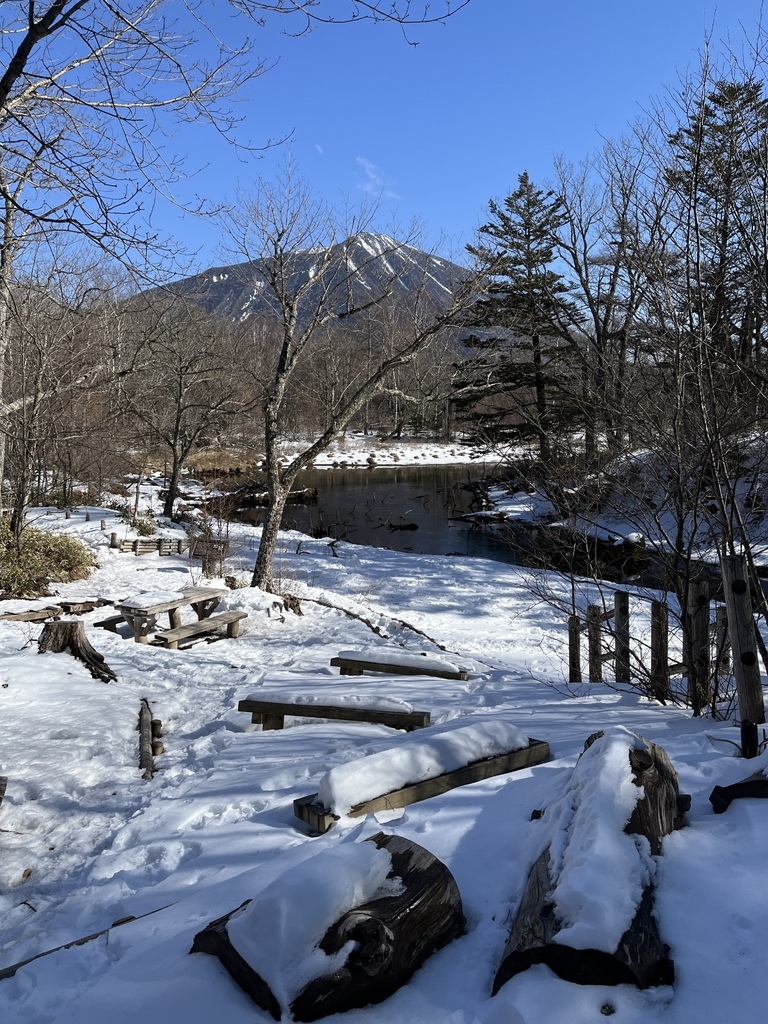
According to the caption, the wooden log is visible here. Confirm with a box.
[138,698,155,780]
[721,555,765,725]
[493,732,685,995]
[686,579,711,716]
[0,776,6,808]
[709,768,768,813]
[294,739,551,834]
[190,833,465,1023]
[291,833,465,1022]
[568,615,582,683]
[614,591,630,684]
[587,604,603,682]
[0,606,62,622]
[38,620,117,683]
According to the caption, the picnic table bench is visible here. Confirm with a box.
[113,587,246,647]
[237,697,430,732]
[331,648,469,681]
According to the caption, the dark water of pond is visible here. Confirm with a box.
[231,463,527,564]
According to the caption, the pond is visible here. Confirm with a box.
[230,463,527,564]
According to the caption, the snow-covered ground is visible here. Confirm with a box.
[1,503,767,1024]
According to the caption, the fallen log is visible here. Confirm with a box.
[191,832,464,1022]
[38,620,117,683]
[493,728,686,995]
[709,769,768,813]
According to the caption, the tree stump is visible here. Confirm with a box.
[191,832,465,1022]
[38,620,117,683]
[493,730,687,995]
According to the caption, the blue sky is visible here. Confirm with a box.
[160,1,765,274]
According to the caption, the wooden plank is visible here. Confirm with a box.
[330,656,468,681]
[294,738,551,833]
[159,610,247,649]
[0,606,62,622]
[237,698,430,732]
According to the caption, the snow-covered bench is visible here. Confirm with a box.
[330,648,469,680]
[294,720,550,833]
[237,695,430,732]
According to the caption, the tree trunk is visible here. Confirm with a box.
[251,482,292,591]
[162,449,184,519]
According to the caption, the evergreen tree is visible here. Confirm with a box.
[462,172,579,462]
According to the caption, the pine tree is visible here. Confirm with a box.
[462,172,579,462]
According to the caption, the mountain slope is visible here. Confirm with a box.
[165,232,469,322]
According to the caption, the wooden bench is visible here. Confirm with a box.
[158,610,247,649]
[237,697,430,732]
[295,737,551,833]
[0,606,61,622]
[331,652,468,681]
[94,613,126,633]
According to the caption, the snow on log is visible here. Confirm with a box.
[294,721,550,833]
[190,832,464,1022]
[38,620,117,683]
[493,727,688,995]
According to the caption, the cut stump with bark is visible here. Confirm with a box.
[38,620,117,683]
[493,731,687,995]
[190,832,465,1022]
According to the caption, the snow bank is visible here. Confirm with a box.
[225,841,398,1006]
[538,726,654,953]
[318,719,528,815]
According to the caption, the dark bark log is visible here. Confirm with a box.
[493,733,685,995]
[190,833,465,1023]
[38,620,117,683]
[709,769,768,813]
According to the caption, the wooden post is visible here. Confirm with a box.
[614,591,630,683]
[568,615,582,683]
[587,604,603,682]
[65,509,71,519]
[100,519,107,531]
[687,580,711,717]
[650,601,669,703]
[110,532,118,549]
[715,605,731,673]
[721,555,765,725]
[138,699,155,780]
[85,508,91,522]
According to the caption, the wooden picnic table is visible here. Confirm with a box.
[114,586,228,644]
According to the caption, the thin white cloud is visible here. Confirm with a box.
[315,144,324,155]
[356,157,399,200]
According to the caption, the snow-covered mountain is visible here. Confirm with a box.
[164,232,469,322]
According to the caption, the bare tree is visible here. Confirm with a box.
[221,167,480,591]
[0,0,470,495]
